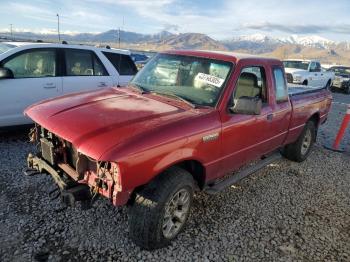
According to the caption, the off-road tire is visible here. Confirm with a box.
[128,167,194,250]
[282,121,316,162]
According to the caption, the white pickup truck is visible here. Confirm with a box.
[0,42,137,128]
[283,59,334,88]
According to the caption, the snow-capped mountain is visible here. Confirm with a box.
[232,33,278,43]
[227,34,336,50]
[279,35,335,48]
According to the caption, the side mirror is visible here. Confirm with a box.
[230,97,262,115]
[0,67,14,79]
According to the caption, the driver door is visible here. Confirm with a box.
[309,62,320,87]
[219,64,274,174]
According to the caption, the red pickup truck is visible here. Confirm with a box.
[25,50,332,250]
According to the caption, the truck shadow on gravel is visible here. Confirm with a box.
[0,126,31,142]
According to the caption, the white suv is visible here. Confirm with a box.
[0,42,137,128]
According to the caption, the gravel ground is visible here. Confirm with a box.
[0,93,349,262]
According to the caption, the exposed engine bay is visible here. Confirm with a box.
[25,125,123,207]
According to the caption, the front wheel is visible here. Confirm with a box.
[128,167,194,250]
[282,121,316,162]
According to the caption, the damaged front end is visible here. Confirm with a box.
[25,125,130,207]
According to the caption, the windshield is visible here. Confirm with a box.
[131,54,232,107]
[0,43,16,54]
[283,60,310,70]
[328,67,350,76]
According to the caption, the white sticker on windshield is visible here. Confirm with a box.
[195,73,225,87]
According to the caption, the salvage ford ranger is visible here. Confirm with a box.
[24,50,332,250]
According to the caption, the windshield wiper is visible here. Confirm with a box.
[150,91,197,109]
[130,83,149,94]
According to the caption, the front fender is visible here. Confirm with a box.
[153,147,203,175]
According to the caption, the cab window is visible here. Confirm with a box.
[309,62,319,72]
[273,67,288,103]
[2,49,56,78]
[233,66,267,104]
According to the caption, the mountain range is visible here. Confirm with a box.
[1,29,350,64]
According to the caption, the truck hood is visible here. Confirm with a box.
[25,88,195,160]
[284,68,307,74]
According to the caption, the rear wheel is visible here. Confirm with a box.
[128,167,194,250]
[345,84,350,94]
[282,121,316,162]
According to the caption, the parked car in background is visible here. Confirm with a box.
[0,42,137,128]
[327,66,350,94]
[283,59,334,88]
[25,50,332,250]
[130,52,150,69]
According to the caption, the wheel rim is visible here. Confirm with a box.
[301,129,312,155]
[162,188,190,239]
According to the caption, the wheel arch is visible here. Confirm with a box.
[128,158,206,205]
[308,113,320,141]
[152,158,206,189]
[308,112,320,127]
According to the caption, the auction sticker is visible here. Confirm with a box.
[195,73,224,87]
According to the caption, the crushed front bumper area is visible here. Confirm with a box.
[25,153,92,207]
[26,153,66,189]
[25,153,131,207]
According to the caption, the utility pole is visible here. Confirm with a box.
[9,24,13,40]
[118,16,124,48]
[118,27,121,48]
[56,14,61,42]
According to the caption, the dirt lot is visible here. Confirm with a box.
[0,92,349,262]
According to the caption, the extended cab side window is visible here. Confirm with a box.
[2,49,56,78]
[102,52,138,75]
[315,62,321,72]
[273,68,288,103]
[233,66,267,104]
[65,49,108,76]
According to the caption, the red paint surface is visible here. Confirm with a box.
[25,50,332,205]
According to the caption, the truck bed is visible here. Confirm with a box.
[284,83,332,147]
[288,84,326,96]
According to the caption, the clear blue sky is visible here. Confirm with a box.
[1,0,350,41]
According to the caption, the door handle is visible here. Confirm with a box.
[98,82,107,87]
[267,113,273,121]
[43,83,56,89]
